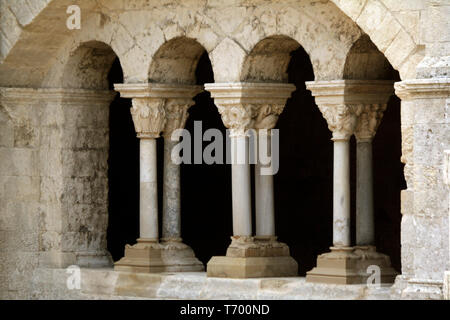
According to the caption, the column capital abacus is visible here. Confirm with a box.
[204,82,295,136]
[394,78,450,101]
[306,80,394,141]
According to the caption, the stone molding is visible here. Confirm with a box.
[114,83,202,99]
[306,80,394,141]
[0,87,116,105]
[305,80,394,106]
[114,83,202,139]
[204,82,295,136]
[395,78,450,100]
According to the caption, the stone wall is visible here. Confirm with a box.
[0,88,114,299]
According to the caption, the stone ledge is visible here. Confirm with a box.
[29,268,395,300]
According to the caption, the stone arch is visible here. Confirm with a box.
[61,41,119,89]
[331,0,422,79]
[149,37,211,85]
[240,35,301,83]
[344,34,398,80]
[43,40,125,268]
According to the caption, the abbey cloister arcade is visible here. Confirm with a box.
[0,0,449,300]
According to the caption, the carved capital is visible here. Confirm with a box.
[204,82,295,137]
[318,104,360,140]
[306,80,394,141]
[216,104,254,137]
[130,98,166,138]
[114,83,202,139]
[162,98,195,138]
[252,104,285,130]
[354,103,387,142]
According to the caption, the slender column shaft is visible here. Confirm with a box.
[139,138,159,240]
[356,140,375,245]
[333,139,351,247]
[162,139,181,241]
[255,132,275,237]
[231,134,252,236]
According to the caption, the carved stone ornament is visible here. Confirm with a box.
[130,98,166,138]
[162,98,195,138]
[216,104,255,137]
[354,103,387,142]
[317,104,360,140]
[204,82,295,137]
[252,104,285,130]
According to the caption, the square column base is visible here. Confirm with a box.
[114,239,204,273]
[207,236,298,278]
[306,246,398,285]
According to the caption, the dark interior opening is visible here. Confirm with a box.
[107,58,140,262]
[275,47,333,276]
[180,52,233,265]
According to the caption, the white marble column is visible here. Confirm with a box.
[308,103,357,248]
[205,83,294,240]
[139,137,159,240]
[253,104,286,238]
[333,136,352,247]
[129,98,166,242]
[230,131,253,236]
[306,80,394,249]
[305,80,397,284]
[113,83,203,273]
[205,83,298,279]
[354,104,387,246]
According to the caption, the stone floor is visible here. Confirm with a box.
[29,268,394,300]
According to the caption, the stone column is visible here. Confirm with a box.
[205,82,297,278]
[159,86,204,272]
[320,104,357,248]
[253,105,284,240]
[254,130,275,238]
[113,83,204,273]
[354,104,387,246]
[113,84,166,272]
[305,80,397,284]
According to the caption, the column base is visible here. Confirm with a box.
[306,246,398,285]
[207,236,298,278]
[114,238,204,273]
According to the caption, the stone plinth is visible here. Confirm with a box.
[114,239,203,273]
[306,246,398,285]
[207,236,298,278]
